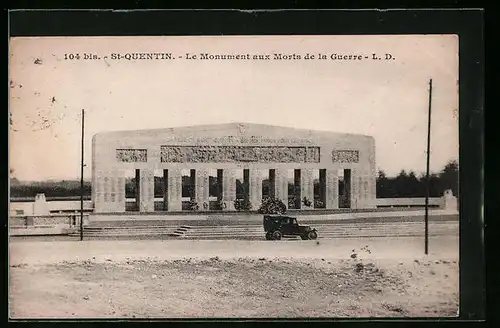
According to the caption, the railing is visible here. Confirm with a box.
[375,197,442,208]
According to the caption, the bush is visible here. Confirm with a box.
[234,199,252,211]
[257,197,287,214]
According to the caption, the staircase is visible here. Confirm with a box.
[70,220,180,239]
[175,221,459,240]
[71,219,458,240]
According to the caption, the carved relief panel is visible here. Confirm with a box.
[332,150,359,163]
[160,146,320,163]
[116,149,148,162]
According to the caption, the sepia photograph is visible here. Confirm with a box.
[9,34,459,319]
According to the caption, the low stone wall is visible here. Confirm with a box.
[9,226,78,236]
[376,197,442,207]
[9,215,90,228]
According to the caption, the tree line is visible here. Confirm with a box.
[10,160,458,199]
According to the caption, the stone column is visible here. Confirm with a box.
[111,170,126,212]
[94,170,105,212]
[167,168,182,211]
[325,169,339,209]
[275,168,288,208]
[139,169,154,212]
[300,169,315,209]
[222,168,236,211]
[103,172,111,209]
[350,168,359,209]
[195,168,210,211]
[249,169,263,209]
[358,172,371,209]
[367,170,377,209]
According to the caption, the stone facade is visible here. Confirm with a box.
[91,123,376,213]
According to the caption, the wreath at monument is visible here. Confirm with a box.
[314,199,325,208]
[188,200,199,211]
[302,197,313,208]
[234,198,252,212]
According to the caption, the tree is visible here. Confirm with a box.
[376,170,390,198]
[439,160,459,197]
[407,171,420,197]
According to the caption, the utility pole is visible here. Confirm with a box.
[80,109,85,241]
[425,79,433,255]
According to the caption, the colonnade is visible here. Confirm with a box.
[93,167,375,213]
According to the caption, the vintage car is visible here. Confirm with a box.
[263,215,318,240]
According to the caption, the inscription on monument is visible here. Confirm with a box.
[116,149,148,162]
[332,150,359,163]
[162,136,314,145]
[160,146,320,163]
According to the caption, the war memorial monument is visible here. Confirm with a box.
[91,123,376,213]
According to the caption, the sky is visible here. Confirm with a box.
[9,35,458,181]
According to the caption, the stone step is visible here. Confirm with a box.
[84,226,180,231]
[71,232,179,237]
[184,225,457,234]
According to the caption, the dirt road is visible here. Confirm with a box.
[9,236,459,319]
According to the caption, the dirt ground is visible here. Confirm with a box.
[9,237,459,319]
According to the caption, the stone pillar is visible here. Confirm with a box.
[356,171,371,209]
[162,169,168,211]
[350,168,359,209]
[275,168,288,208]
[94,170,105,212]
[367,170,376,209]
[300,169,315,209]
[195,168,210,211]
[139,169,154,212]
[249,169,263,209]
[326,169,339,209]
[116,170,126,212]
[33,194,49,216]
[356,170,376,209]
[104,173,112,209]
[110,170,125,212]
[222,168,236,211]
[167,168,182,211]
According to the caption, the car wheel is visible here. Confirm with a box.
[308,230,318,240]
[265,232,272,240]
[272,231,282,241]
